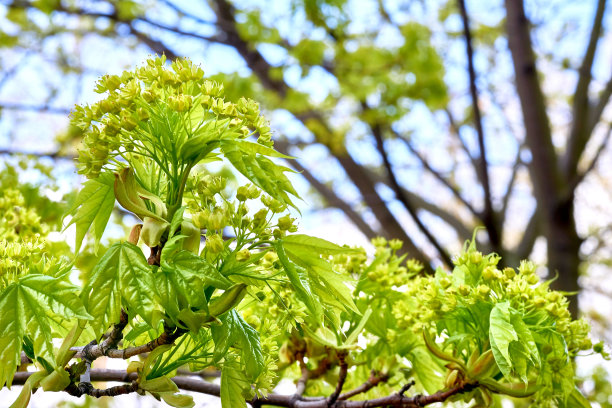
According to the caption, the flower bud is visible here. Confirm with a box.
[205,234,224,254]
[236,248,251,262]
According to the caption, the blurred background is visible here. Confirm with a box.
[0,0,611,406]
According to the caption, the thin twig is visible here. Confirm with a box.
[371,120,453,267]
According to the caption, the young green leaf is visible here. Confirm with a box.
[220,139,299,208]
[274,241,322,322]
[0,275,90,387]
[212,310,264,380]
[489,302,517,380]
[64,171,115,253]
[81,242,157,335]
[220,360,249,408]
[162,249,232,291]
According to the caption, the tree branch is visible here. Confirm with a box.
[338,370,389,401]
[11,370,477,408]
[500,150,523,220]
[394,130,480,218]
[274,141,380,241]
[372,120,453,267]
[0,103,71,114]
[444,108,481,180]
[457,0,498,249]
[564,0,607,179]
[504,0,562,211]
[573,122,612,188]
[327,352,348,405]
[514,206,541,262]
[589,75,612,134]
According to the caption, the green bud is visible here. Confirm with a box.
[277,215,293,231]
[469,251,482,264]
[503,267,515,279]
[236,185,249,201]
[236,248,251,262]
[205,234,224,254]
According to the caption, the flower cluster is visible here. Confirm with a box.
[389,239,597,405]
[0,188,46,242]
[72,56,273,179]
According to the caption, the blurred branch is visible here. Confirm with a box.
[500,150,523,219]
[573,122,612,188]
[371,117,453,267]
[212,0,288,96]
[0,103,71,114]
[564,0,608,179]
[275,140,379,241]
[589,75,612,134]
[362,166,474,239]
[394,129,480,218]
[504,0,561,210]
[457,0,498,249]
[158,0,217,26]
[444,108,481,176]
[514,206,541,262]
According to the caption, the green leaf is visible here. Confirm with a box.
[65,171,115,253]
[81,242,157,336]
[489,302,517,380]
[274,241,322,321]
[220,139,299,208]
[282,234,357,255]
[509,311,540,368]
[344,308,372,345]
[162,249,232,291]
[9,371,48,408]
[565,386,592,408]
[169,206,186,237]
[0,275,89,387]
[212,310,264,380]
[282,235,359,314]
[220,361,249,408]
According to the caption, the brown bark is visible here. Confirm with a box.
[505,0,581,316]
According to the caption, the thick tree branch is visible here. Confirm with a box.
[504,0,561,211]
[212,0,288,96]
[11,370,477,407]
[338,370,389,401]
[564,0,607,179]
[457,0,499,250]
